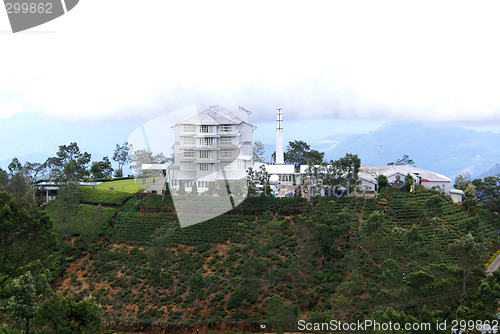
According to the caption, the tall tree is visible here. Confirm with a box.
[449,233,486,295]
[282,140,324,169]
[5,271,50,334]
[388,154,415,166]
[472,175,500,212]
[34,294,102,333]
[129,148,167,177]
[253,141,265,163]
[0,191,54,288]
[46,142,91,182]
[90,157,114,180]
[113,141,130,178]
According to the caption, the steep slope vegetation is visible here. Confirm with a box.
[45,187,500,333]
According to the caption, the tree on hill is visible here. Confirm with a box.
[388,154,415,166]
[272,140,324,169]
[450,233,486,295]
[0,191,54,289]
[377,174,389,189]
[129,148,167,177]
[46,142,91,183]
[472,175,500,212]
[253,141,265,163]
[113,141,130,178]
[90,156,114,180]
[34,294,102,333]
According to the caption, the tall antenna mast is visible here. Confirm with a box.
[276,107,284,164]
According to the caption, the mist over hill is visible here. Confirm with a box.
[316,122,500,179]
[2,113,500,180]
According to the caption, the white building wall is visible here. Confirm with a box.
[421,181,451,195]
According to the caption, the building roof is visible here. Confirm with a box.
[359,165,451,182]
[258,163,295,175]
[450,188,465,195]
[177,105,255,127]
[358,171,377,184]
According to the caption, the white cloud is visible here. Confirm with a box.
[2,0,500,124]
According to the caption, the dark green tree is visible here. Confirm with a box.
[90,157,113,179]
[472,175,500,212]
[113,141,130,178]
[450,233,486,295]
[376,174,389,189]
[388,154,415,166]
[278,140,324,169]
[34,293,102,333]
[46,142,91,182]
[5,271,50,334]
[0,192,54,288]
[403,173,414,192]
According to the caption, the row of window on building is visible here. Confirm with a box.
[182,124,238,133]
[170,180,213,189]
[181,161,246,171]
[181,137,236,146]
[183,149,234,159]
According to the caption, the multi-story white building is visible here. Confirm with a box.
[169,105,255,192]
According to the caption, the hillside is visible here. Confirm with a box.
[44,187,500,333]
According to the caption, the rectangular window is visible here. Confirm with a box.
[237,160,245,170]
[198,181,210,188]
[182,136,195,145]
[200,125,213,133]
[221,162,232,170]
[199,163,211,171]
[199,151,213,159]
[220,149,232,158]
[183,162,195,170]
[220,124,232,132]
[183,149,194,158]
[201,137,214,146]
[220,137,232,145]
[183,125,195,133]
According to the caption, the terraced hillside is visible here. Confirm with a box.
[45,186,500,333]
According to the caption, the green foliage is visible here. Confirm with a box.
[113,142,130,178]
[253,141,265,163]
[34,294,102,333]
[79,187,132,206]
[376,174,389,189]
[364,210,385,235]
[264,296,298,334]
[426,194,443,217]
[0,191,54,288]
[282,140,324,169]
[46,142,91,182]
[450,233,487,294]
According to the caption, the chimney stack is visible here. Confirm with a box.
[276,107,284,164]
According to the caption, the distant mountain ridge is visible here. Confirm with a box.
[317,122,500,179]
[1,113,499,180]
[0,112,137,172]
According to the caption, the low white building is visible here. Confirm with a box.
[359,165,452,194]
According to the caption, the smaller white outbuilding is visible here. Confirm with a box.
[450,188,465,204]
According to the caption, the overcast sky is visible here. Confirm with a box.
[2,1,500,132]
